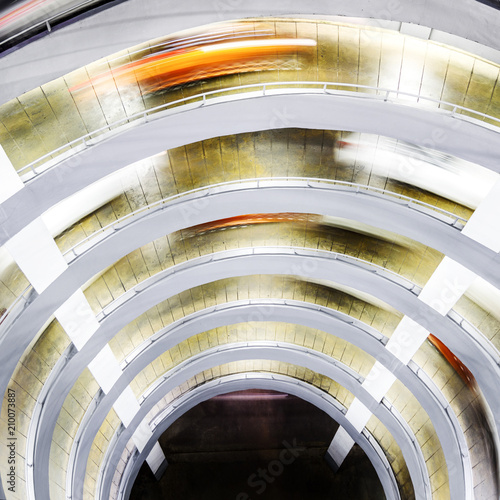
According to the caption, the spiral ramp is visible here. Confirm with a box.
[0,2,500,499]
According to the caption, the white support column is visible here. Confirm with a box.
[114,387,168,478]
[0,146,23,204]
[133,421,153,453]
[93,351,168,478]
[133,422,168,478]
[327,316,430,470]
[0,183,170,479]
[327,371,396,470]
[88,345,123,394]
[114,387,141,427]
[417,258,476,315]
[147,442,168,479]
[325,426,355,472]
[0,214,169,476]
[327,179,500,471]
[0,210,169,478]
[88,346,169,478]
[4,218,67,293]
[362,363,397,401]
[2,213,101,351]
[54,290,99,350]
[462,178,500,252]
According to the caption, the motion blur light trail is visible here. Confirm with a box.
[186,213,321,237]
[188,212,481,396]
[0,0,46,29]
[428,334,476,390]
[69,24,316,94]
[0,0,108,46]
[337,135,497,209]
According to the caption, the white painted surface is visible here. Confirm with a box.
[145,442,166,474]
[328,252,479,468]
[385,317,430,365]
[337,133,498,210]
[4,217,67,293]
[3,94,500,246]
[327,426,356,467]
[113,386,141,427]
[0,146,23,204]
[54,289,99,350]
[347,398,374,433]
[132,421,153,453]
[88,344,123,394]
[467,276,500,322]
[399,21,432,39]
[41,166,135,238]
[362,362,397,402]
[418,257,477,315]
[117,388,168,474]
[2,0,500,103]
[462,178,500,252]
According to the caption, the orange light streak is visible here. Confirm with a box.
[428,334,476,390]
[0,0,47,29]
[69,37,316,93]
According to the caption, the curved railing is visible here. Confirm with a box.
[0,285,36,342]
[104,291,490,499]
[0,173,469,334]
[25,250,493,500]
[17,81,500,179]
[94,247,422,322]
[0,0,121,53]
[108,373,401,500]
[407,359,473,494]
[117,374,402,500]
[120,298,388,372]
[378,396,432,497]
[409,359,473,462]
[61,177,468,261]
[448,309,500,369]
[111,345,432,500]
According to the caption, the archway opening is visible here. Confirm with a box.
[130,389,385,499]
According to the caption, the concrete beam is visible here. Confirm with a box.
[2,0,500,101]
[59,301,469,500]
[2,95,500,244]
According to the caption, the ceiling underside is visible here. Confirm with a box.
[0,7,499,500]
